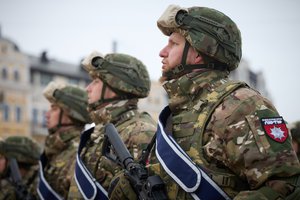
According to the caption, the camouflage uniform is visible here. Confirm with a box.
[41,128,82,199]
[289,121,300,160]
[0,179,16,200]
[109,5,300,200]
[40,82,90,199]
[0,136,42,200]
[67,52,156,199]
[148,70,300,199]
[0,149,16,200]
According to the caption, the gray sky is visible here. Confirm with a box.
[1,0,300,123]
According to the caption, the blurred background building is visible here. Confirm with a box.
[0,29,271,144]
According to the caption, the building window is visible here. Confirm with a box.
[3,104,9,121]
[15,106,22,122]
[1,68,7,80]
[30,71,35,84]
[40,73,53,86]
[32,108,38,125]
[14,70,19,82]
[69,78,79,85]
[14,70,20,81]
[42,110,47,128]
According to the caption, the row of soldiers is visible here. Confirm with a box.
[2,120,300,199]
[0,50,156,200]
[2,4,300,199]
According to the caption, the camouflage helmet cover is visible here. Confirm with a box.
[157,5,242,71]
[43,81,91,124]
[0,136,41,164]
[81,51,150,98]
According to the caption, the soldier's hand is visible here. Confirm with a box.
[108,171,137,200]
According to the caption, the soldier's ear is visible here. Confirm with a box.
[188,47,203,65]
[194,53,204,64]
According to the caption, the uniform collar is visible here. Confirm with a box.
[89,98,138,125]
[44,127,81,157]
[163,70,229,113]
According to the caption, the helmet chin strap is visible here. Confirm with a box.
[88,82,127,111]
[162,41,190,80]
[48,109,74,134]
[163,41,227,80]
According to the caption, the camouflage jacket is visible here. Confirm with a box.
[41,127,81,199]
[68,99,156,199]
[0,165,39,200]
[23,165,39,199]
[149,70,300,200]
[0,178,16,200]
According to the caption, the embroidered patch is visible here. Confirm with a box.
[261,117,288,143]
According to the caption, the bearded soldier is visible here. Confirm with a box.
[108,4,300,200]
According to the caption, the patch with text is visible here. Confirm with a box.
[261,117,288,143]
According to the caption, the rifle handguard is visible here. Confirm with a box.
[103,123,168,200]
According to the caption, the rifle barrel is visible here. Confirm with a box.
[105,123,134,169]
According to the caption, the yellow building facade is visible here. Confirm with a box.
[0,37,31,138]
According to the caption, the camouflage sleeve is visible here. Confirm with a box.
[0,179,17,200]
[89,113,156,191]
[23,165,39,199]
[44,141,79,199]
[118,112,156,160]
[206,87,300,194]
[59,153,78,198]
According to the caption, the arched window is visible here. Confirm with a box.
[15,106,22,122]
[3,104,9,121]
[14,70,19,81]
[1,68,8,80]
[32,108,38,125]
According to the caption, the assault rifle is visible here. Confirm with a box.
[102,123,167,200]
[9,158,36,200]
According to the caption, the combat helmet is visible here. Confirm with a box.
[82,51,151,109]
[157,5,242,79]
[43,82,91,133]
[0,136,41,165]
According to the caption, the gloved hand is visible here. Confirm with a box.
[108,171,137,200]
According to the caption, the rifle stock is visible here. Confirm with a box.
[103,123,167,200]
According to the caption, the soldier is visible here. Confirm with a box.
[289,121,300,160]
[108,4,300,200]
[37,82,91,200]
[0,136,41,200]
[67,52,156,199]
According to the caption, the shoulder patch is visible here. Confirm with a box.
[261,117,288,143]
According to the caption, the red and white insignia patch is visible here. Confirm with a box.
[261,117,288,143]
